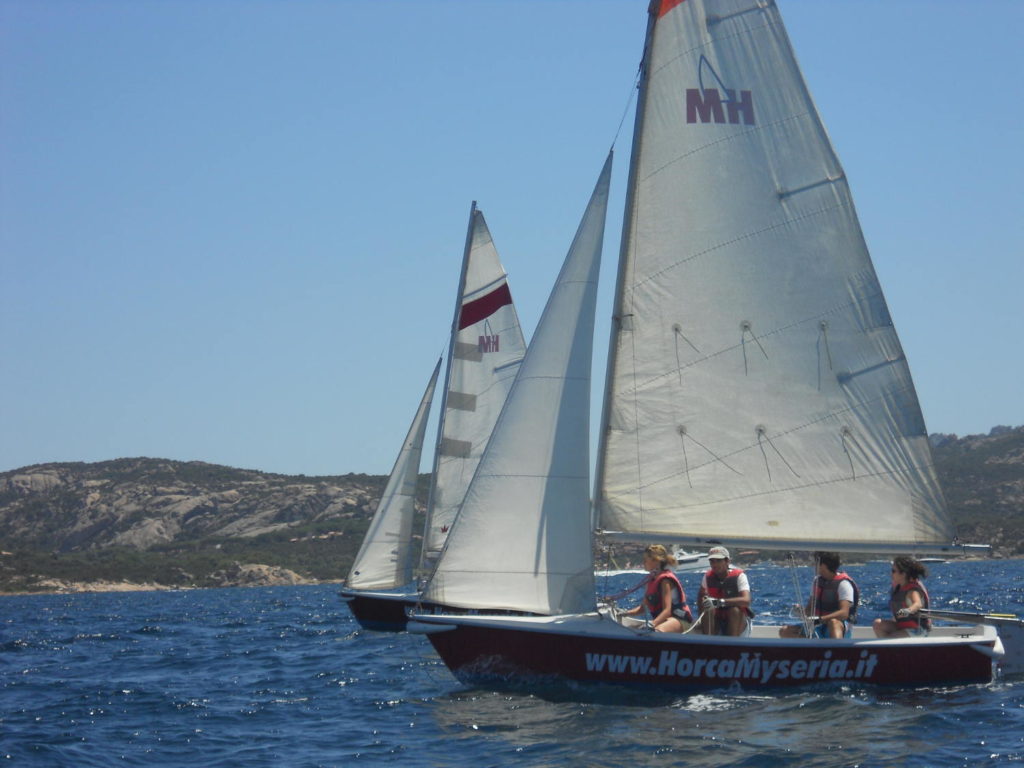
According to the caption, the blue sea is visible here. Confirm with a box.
[3,559,1022,767]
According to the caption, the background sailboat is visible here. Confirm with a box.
[421,152,612,617]
[411,0,1009,689]
[340,205,527,631]
[344,359,440,590]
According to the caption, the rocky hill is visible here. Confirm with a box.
[1,427,1021,592]
[1,458,384,551]
[0,458,391,592]
[929,425,1024,557]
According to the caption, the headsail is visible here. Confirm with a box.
[422,152,613,614]
[595,0,952,553]
[420,206,527,569]
[347,358,442,590]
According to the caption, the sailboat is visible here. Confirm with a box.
[339,204,527,631]
[339,358,441,629]
[409,0,1012,688]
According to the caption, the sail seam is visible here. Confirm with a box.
[620,287,888,400]
[461,275,508,303]
[474,474,589,480]
[617,378,920,492]
[606,461,936,511]
[647,16,775,88]
[639,111,811,195]
[629,198,845,294]
[706,1,770,28]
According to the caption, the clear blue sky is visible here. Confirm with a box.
[2,0,1022,477]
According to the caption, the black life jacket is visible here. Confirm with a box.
[814,572,859,623]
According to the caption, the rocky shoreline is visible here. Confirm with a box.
[1,563,320,596]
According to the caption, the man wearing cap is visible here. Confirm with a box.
[697,546,753,636]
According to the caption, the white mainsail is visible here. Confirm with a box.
[347,358,441,590]
[422,152,613,615]
[420,206,527,569]
[594,0,952,552]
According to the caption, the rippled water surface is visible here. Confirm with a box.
[3,560,1022,766]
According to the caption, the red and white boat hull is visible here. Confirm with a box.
[409,612,1000,690]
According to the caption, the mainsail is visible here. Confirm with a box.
[422,152,613,615]
[594,0,952,552]
[420,206,527,569]
[347,358,441,590]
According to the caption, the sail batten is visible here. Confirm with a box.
[596,0,952,550]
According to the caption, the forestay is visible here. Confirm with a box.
[421,208,527,568]
[595,0,952,552]
[422,153,613,615]
[348,358,441,590]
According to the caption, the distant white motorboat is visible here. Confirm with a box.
[596,548,709,579]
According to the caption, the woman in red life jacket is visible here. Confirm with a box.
[697,546,753,637]
[621,544,693,632]
[873,556,931,638]
[779,551,859,639]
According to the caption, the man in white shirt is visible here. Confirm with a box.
[779,551,858,639]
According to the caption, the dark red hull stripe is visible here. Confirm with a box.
[658,0,686,18]
[458,283,512,330]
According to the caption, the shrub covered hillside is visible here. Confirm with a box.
[0,427,1020,591]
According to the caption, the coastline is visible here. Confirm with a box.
[0,564,326,596]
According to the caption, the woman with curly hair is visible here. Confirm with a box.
[873,555,931,638]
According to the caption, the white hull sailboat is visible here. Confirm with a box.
[409,0,1014,688]
[340,204,527,631]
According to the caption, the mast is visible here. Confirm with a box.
[592,6,658,532]
[419,201,477,574]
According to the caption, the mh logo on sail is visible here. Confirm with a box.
[686,56,755,126]
[478,319,499,353]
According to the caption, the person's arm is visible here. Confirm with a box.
[904,591,925,615]
[719,572,751,610]
[821,599,850,623]
[894,589,925,619]
[724,589,751,611]
[623,602,644,616]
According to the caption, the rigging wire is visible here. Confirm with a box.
[610,63,642,151]
[786,551,815,637]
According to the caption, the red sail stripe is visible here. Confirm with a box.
[458,283,512,330]
[657,0,686,18]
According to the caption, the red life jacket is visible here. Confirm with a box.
[814,572,859,623]
[703,567,754,618]
[645,569,693,623]
[890,580,931,630]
